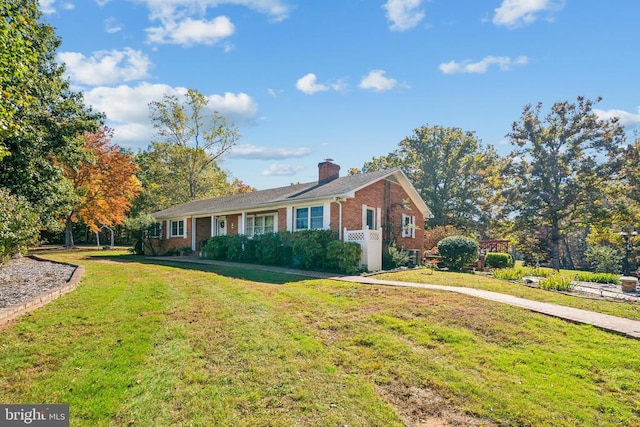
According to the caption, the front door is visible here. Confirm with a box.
[217,216,227,236]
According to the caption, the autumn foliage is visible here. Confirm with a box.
[65,128,141,240]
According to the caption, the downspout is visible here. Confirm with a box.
[335,197,345,240]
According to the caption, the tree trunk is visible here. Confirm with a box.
[64,215,75,248]
[563,237,575,270]
[551,223,561,271]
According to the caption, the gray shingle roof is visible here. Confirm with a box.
[151,168,422,219]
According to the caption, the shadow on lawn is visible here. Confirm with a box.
[85,254,317,285]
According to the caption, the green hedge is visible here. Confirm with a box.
[202,229,362,274]
[437,235,479,271]
[484,252,514,269]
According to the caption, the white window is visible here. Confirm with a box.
[148,222,162,239]
[402,214,416,238]
[295,206,323,230]
[245,214,275,238]
[170,220,185,237]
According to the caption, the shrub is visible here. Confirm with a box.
[254,232,285,265]
[0,189,40,264]
[203,235,231,260]
[584,245,622,274]
[384,243,411,269]
[224,235,249,262]
[574,272,619,284]
[539,275,573,292]
[326,240,362,274]
[437,235,479,271]
[484,252,514,269]
[291,229,335,269]
[493,266,554,280]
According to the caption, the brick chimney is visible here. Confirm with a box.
[318,159,340,184]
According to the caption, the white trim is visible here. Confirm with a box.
[169,219,186,238]
[286,207,293,231]
[323,202,331,229]
[191,217,196,250]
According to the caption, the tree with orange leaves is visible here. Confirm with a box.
[63,128,141,247]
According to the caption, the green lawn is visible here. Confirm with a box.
[375,268,640,322]
[1,249,639,426]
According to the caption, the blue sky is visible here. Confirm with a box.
[41,0,640,189]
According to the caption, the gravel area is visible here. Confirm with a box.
[0,257,76,309]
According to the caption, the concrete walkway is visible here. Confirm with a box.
[150,257,640,340]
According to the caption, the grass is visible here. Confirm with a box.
[1,249,640,426]
[375,268,640,322]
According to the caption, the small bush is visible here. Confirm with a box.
[326,240,362,274]
[383,243,412,269]
[574,272,620,284]
[437,235,479,271]
[484,252,514,269]
[539,275,573,292]
[178,246,193,256]
[585,245,622,274]
[493,266,554,280]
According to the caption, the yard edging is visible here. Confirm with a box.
[0,256,85,327]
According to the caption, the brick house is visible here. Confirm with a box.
[150,160,432,271]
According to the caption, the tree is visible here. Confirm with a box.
[0,0,102,231]
[0,189,39,264]
[63,128,141,247]
[134,143,242,213]
[505,97,625,270]
[148,89,238,202]
[363,124,503,234]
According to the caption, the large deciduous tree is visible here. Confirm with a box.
[63,128,141,247]
[505,97,625,270]
[0,0,102,231]
[363,124,503,234]
[147,89,239,203]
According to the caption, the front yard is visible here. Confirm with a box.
[1,249,639,426]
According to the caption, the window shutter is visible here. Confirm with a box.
[411,216,416,238]
[362,205,368,229]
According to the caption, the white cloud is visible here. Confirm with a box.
[59,48,152,86]
[140,1,291,46]
[146,16,235,46]
[39,0,56,14]
[493,0,564,29]
[263,163,305,176]
[359,70,398,92]
[207,92,258,122]
[96,0,111,5]
[229,144,311,160]
[61,2,74,10]
[383,0,425,31]
[141,0,291,23]
[595,107,640,127]
[83,83,259,148]
[439,55,529,74]
[104,17,123,34]
[296,73,329,95]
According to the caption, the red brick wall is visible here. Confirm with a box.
[277,208,288,232]
[341,179,425,252]
[148,218,192,255]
